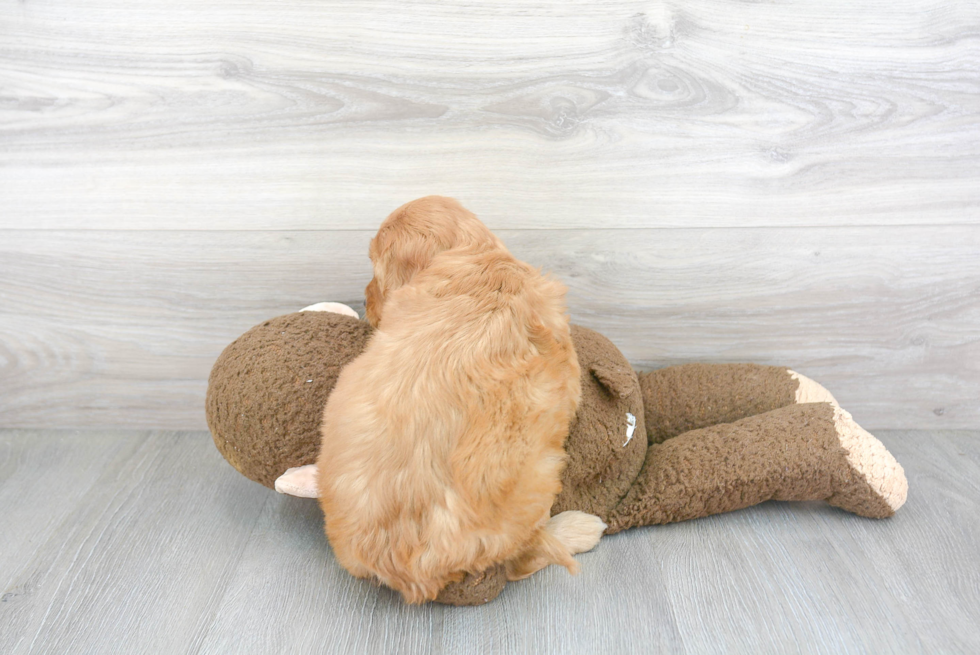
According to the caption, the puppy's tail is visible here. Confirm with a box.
[505,511,606,581]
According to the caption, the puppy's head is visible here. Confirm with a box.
[365,196,501,327]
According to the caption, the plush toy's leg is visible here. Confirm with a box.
[638,364,837,444]
[604,402,907,533]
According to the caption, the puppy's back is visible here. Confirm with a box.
[317,242,580,603]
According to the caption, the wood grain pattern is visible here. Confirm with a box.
[1,429,978,654]
[0,430,139,599]
[1,1,978,230]
[1,0,978,430]
[2,0,978,645]
[2,226,977,430]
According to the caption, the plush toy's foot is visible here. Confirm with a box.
[788,370,839,406]
[827,406,907,517]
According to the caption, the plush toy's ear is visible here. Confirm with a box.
[299,302,360,319]
[274,464,320,498]
[590,361,637,399]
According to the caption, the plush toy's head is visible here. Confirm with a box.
[206,311,372,488]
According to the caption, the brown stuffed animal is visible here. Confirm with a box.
[207,305,908,605]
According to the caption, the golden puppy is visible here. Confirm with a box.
[317,196,605,604]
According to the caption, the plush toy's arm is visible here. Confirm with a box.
[638,363,836,444]
[604,402,908,533]
[275,464,320,498]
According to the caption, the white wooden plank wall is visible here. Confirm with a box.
[1,1,978,430]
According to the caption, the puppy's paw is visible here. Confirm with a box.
[546,511,606,554]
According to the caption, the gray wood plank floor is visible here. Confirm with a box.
[1,429,977,654]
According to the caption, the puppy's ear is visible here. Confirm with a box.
[590,361,637,399]
[394,238,441,281]
[372,233,434,289]
[364,277,384,328]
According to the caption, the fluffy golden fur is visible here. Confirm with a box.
[317,196,598,603]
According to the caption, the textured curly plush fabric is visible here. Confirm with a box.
[206,317,649,516]
[603,401,896,533]
[207,312,907,606]
[638,363,798,444]
[433,565,507,606]
[206,312,372,488]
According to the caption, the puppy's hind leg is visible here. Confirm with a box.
[505,511,606,581]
